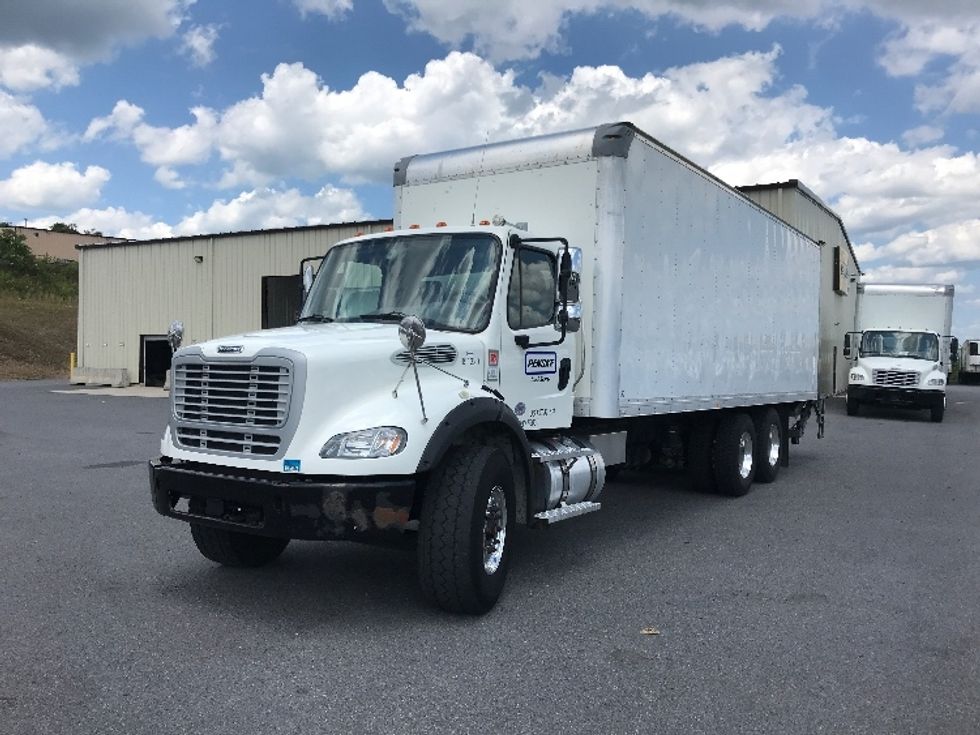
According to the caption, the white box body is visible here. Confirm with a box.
[395,123,821,419]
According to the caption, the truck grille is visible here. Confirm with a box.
[175,427,280,456]
[174,362,290,427]
[872,369,919,387]
[171,355,296,458]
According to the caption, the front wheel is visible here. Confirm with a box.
[930,402,945,423]
[846,395,859,416]
[418,445,516,614]
[190,524,289,567]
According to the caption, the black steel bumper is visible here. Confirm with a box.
[149,459,418,543]
[848,385,943,409]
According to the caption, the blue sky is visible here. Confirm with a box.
[2,0,980,334]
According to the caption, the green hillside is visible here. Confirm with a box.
[0,228,77,380]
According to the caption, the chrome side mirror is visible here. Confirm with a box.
[302,262,315,301]
[167,320,184,352]
[556,246,583,333]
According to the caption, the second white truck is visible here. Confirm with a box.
[960,339,980,384]
[845,283,955,421]
[150,122,824,613]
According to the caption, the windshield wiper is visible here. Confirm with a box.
[351,310,411,323]
[296,314,334,323]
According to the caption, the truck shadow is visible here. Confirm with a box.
[157,465,798,624]
[849,405,934,423]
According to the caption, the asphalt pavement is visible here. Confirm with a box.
[1,380,977,734]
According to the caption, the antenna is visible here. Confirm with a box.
[470,129,491,226]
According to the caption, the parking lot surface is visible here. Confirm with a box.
[1,380,978,734]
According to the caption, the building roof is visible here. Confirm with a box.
[75,219,394,251]
[737,179,862,274]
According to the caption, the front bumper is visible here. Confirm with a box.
[149,459,418,544]
[848,385,943,409]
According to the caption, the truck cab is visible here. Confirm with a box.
[151,225,596,613]
[845,329,948,421]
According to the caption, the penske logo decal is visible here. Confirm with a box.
[525,351,558,375]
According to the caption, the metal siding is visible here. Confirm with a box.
[77,223,390,382]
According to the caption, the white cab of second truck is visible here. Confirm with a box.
[151,122,824,614]
[845,283,955,421]
[960,339,980,383]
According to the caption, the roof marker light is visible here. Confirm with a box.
[436,221,447,227]
[479,220,490,226]
[409,224,420,229]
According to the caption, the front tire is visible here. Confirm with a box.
[753,408,782,484]
[418,445,516,614]
[190,524,289,567]
[712,413,756,497]
[846,395,859,416]
[930,401,945,423]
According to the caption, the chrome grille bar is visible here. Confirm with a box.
[872,369,919,387]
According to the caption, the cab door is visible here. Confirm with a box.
[497,244,575,431]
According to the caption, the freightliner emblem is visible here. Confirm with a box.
[217,345,244,354]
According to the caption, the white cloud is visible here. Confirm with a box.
[873,220,980,267]
[77,46,980,281]
[0,45,79,91]
[174,185,368,236]
[877,20,980,115]
[91,47,832,188]
[31,207,174,240]
[154,166,186,190]
[0,90,49,157]
[902,124,944,147]
[0,0,188,62]
[861,264,965,284]
[380,1,980,63]
[294,0,353,19]
[0,161,110,210]
[180,24,219,68]
[26,184,369,240]
[85,100,217,169]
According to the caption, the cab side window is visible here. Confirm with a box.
[508,248,556,329]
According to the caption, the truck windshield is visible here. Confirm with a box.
[300,233,501,333]
[861,330,938,361]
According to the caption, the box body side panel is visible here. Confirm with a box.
[613,139,821,415]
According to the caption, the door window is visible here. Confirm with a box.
[507,249,556,329]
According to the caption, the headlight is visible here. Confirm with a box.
[927,377,945,386]
[849,372,864,382]
[320,427,407,459]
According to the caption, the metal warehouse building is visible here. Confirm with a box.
[739,180,862,396]
[72,220,391,387]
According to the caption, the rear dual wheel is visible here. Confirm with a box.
[688,412,760,496]
[712,413,757,497]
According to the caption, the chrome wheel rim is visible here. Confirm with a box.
[767,425,780,468]
[738,432,754,480]
[482,485,507,575]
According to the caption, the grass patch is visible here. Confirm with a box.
[0,295,77,379]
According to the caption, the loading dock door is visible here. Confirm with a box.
[141,336,171,387]
[262,275,303,329]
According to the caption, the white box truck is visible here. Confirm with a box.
[960,339,980,383]
[844,283,955,421]
[150,123,824,613]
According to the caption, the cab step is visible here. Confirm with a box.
[533,501,601,525]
